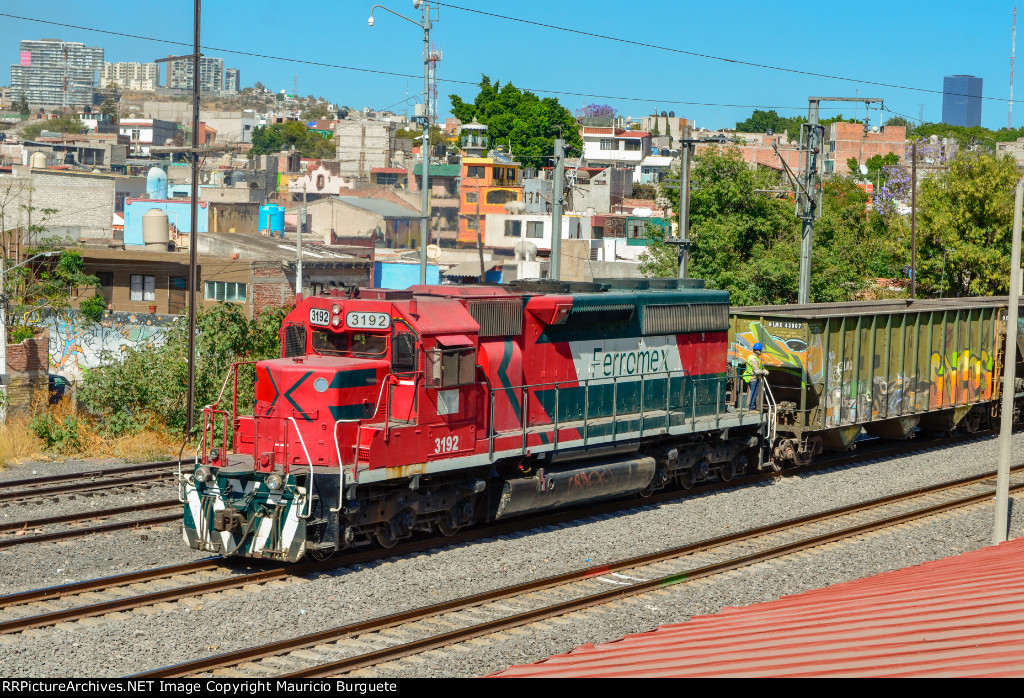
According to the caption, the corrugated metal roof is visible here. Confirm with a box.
[492,537,1024,678]
[335,196,418,218]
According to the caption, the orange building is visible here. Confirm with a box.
[456,122,523,247]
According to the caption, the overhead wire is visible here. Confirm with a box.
[435,3,1012,104]
[0,12,929,116]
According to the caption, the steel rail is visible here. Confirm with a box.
[278,478,1024,679]
[0,500,179,534]
[0,430,1012,636]
[0,513,180,550]
[0,460,184,489]
[0,467,179,503]
[136,463,1024,678]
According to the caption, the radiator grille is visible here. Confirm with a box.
[283,322,306,357]
[643,303,729,335]
[467,298,523,337]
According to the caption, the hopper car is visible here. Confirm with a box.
[180,280,1024,562]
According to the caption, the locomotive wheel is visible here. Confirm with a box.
[676,470,694,489]
[375,526,399,548]
[436,518,462,537]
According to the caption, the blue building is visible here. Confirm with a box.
[942,75,983,127]
[123,199,209,247]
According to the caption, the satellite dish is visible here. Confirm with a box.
[859,164,869,176]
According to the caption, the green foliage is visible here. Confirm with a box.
[79,304,288,435]
[848,152,900,184]
[79,294,107,322]
[638,221,678,278]
[21,115,85,140]
[884,116,912,128]
[9,325,33,343]
[15,94,29,117]
[99,98,118,121]
[300,101,332,121]
[657,148,904,304]
[915,151,1019,297]
[249,121,334,159]
[632,183,658,199]
[734,109,863,142]
[910,122,1024,151]
[29,412,84,453]
[449,75,581,169]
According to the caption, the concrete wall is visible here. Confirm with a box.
[335,121,397,179]
[209,201,258,234]
[30,169,115,240]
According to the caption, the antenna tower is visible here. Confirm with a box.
[1012,6,1017,128]
[427,45,442,129]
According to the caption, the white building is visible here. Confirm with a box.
[101,62,158,91]
[118,118,178,155]
[580,127,652,179]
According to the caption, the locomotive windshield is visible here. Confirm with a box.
[310,330,387,358]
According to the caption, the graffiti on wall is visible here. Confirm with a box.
[23,310,176,380]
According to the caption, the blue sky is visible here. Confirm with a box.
[1,1,1018,130]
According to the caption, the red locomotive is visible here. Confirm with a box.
[182,280,764,561]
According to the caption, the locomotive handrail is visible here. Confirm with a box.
[331,372,395,511]
[286,416,316,520]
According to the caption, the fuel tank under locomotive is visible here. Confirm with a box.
[493,455,656,519]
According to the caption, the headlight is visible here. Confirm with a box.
[332,304,341,314]
[331,316,341,327]
[266,473,285,491]
[195,466,211,483]
[209,447,220,463]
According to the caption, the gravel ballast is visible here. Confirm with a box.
[0,432,1022,678]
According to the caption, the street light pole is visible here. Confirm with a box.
[370,1,433,285]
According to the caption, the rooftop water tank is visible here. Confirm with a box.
[146,167,168,199]
[30,151,47,168]
[259,204,285,238]
[142,208,170,250]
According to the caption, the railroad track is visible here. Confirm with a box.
[0,499,180,550]
[0,430,1009,637]
[0,461,182,504]
[136,463,1024,678]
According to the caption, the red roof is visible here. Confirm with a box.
[492,537,1024,677]
[371,167,408,174]
[616,131,651,139]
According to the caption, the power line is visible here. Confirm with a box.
[436,3,1014,104]
[0,12,909,115]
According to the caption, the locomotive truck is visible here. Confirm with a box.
[180,281,1024,562]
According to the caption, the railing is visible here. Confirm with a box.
[483,370,734,458]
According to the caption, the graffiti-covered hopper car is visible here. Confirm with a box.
[730,297,1023,466]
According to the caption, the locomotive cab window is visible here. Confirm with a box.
[426,336,476,388]
[312,330,349,355]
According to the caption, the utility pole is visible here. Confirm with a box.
[297,188,305,305]
[550,136,566,281]
[911,140,917,299]
[185,0,201,436]
[798,97,884,304]
[418,2,432,284]
[475,183,484,282]
[994,178,1022,544]
[678,124,692,278]
[662,126,722,279]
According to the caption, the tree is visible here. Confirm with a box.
[884,115,912,129]
[575,103,615,120]
[15,94,29,117]
[249,122,334,159]
[100,98,119,123]
[300,101,332,121]
[21,115,85,140]
[638,221,678,278]
[915,151,1019,297]
[450,75,581,170]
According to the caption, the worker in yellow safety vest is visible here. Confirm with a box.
[743,343,768,410]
